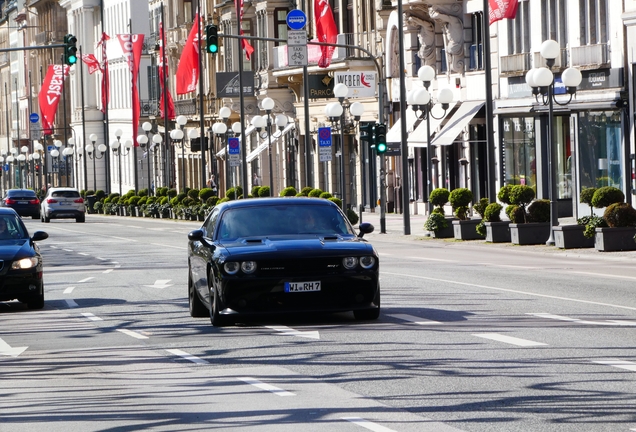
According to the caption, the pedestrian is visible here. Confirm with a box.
[207,174,218,196]
[252,172,261,187]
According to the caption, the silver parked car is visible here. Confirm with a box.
[41,187,86,223]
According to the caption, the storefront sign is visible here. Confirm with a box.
[334,71,377,97]
[578,68,624,91]
[216,72,255,97]
[308,74,334,99]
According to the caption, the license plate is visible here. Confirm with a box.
[285,281,321,292]
[18,201,28,204]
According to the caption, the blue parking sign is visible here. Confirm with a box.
[318,127,332,147]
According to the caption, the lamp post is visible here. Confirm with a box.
[87,134,100,191]
[111,138,133,196]
[411,65,454,215]
[20,145,29,188]
[170,115,188,192]
[141,122,153,194]
[50,141,62,187]
[152,133,162,195]
[18,151,27,189]
[187,128,199,188]
[261,97,276,196]
[250,115,267,193]
[67,137,76,188]
[62,146,74,188]
[212,120,229,196]
[32,142,43,193]
[526,39,582,246]
[231,121,243,193]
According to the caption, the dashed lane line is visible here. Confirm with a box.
[63,287,75,294]
[116,329,149,340]
[388,314,443,325]
[150,242,187,250]
[593,359,636,372]
[529,313,636,326]
[342,417,398,432]
[65,299,78,308]
[81,312,102,321]
[238,377,295,396]
[473,333,548,347]
[103,269,114,274]
[166,349,209,365]
[78,277,95,283]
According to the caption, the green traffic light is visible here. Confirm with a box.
[376,142,387,153]
[68,55,77,64]
[208,44,218,54]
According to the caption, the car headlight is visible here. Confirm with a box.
[224,262,240,275]
[342,257,358,269]
[359,256,376,269]
[12,257,39,270]
[241,261,257,274]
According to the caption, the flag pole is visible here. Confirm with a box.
[483,0,497,200]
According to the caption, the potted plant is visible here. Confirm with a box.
[555,187,596,249]
[507,185,551,245]
[424,188,454,238]
[592,187,636,251]
[483,202,510,243]
[451,189,484,240]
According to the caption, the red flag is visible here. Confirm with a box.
[235,0,255,60]
[38,65,70,135]
[314,0,338,68]
[97,32,110,113]
[176,13,201,95]
[81,54,102,74]
[158,23,175,120]
[117,34,145,147]
[488,0,519,25]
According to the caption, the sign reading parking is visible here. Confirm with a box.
[228,137,241,167]
[318,127,332,162]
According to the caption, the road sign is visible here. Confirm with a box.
[384,142,401,156]
[3,164,8,172]
[318,127,332,162]
[228,137,240,155]
[29,113,39,123]
[287,30,308,67]
[286,10,307,30]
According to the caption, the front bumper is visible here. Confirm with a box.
[0,269,43,302]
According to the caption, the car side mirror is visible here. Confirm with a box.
[188,229,204,241]
[357,222,374,238]
[31,231,48,242]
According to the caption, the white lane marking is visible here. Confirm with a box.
[150,243,187,250]
[529,313,636,326]
[238,377,295,396]
[50,245,58,249]
[593,359,636,372]
[124,225,142,229]
[103,269,113,274]
[65,299,78,308]
[78,253,89,256]
[342,417,398,432]
[266,325,320,339]
[81,313,102,321]
[384,272,636,312]
[0,337,28,357]
[405,256,456,263]
[166,349,209,365]
[144,279,173,289]
[63,287,75,294]
[474,333,547,347]
[78,277,95,283]
[116,329,149,340]
[63,248,73,252]
[112,236,137,242]
[567,271,636,282]
[389,314,443,325]
[97,257,107,260]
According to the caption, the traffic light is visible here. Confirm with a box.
[359,123,375,149]
[205,24,219,54]
[375,123,387,154]
[64,34,78,65]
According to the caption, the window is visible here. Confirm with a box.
[578,110,623,191]
[242,19,253,72]
[541,0,567,44]
[222,21,233,72]
[274,8,288,46]
[502,117,536,188]
[361,0,376,32]
[470,13,483,70]
[507,0,530,54]
[580,0,608,45]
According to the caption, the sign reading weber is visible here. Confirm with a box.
[334,71,377,98]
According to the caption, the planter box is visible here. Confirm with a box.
[430,217,456,238]
[554,224,594,249]
[510,222,550,245]
[485,221,511,243]
[595,226,636,252]
[453,219,485,240]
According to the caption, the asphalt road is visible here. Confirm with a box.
[1,213,635,432]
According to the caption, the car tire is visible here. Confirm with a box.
[353,288,381,321]
[189,274,208,318]
[27,291,45,310]
[76,215,85,223]
[43,214,50,223]
[209,278,231,327]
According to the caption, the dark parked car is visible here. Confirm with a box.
[1,189,40,219]
[0,208,48,309]
[187,198,380,326]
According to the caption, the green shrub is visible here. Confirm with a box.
[449,188,473,220]
[328,197,342,209]
[591,186,624,208]
[472,198,489,218]
[138,188,149,197]
[251,186,261,197]
[95,190,106,200]
[85,190,95,197]
[167,188,178,198]
[199,188,215,202]
[319,192,333,199]
[347,208,359,225]
[156,187,169,197]
[217,197,230,204]
[429,188,450,212]
[527,199,550,223]
[497,185,514,205]
[580,187,597,218]
[300,187,313,196]
[295,193,304,197]
[107,193,120,201]
[604,202,636,228]
[187,189,200,200]
[175,192,186,203]
[235,186,243,198]
[258,186,271,197]
[206,196,219,206]
[182,197,196,207]
[138,197,148,206]
[508,185,535,206]
[280,186,298,197]
[308,188,323,197]
[160,196,169,205]
[226,188,237,200]
[424,213,448,232]
[170,197,179,206]
[506,205,526,223]
[484,203,503,222]
[582,215,607,238]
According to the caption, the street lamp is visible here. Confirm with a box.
[526,39,582,246]
[19,145,29,189]
[111,137,133,196]
[261,97,276,196]
[86,134,102,191]
[170,115,188,192]
[251,114,267,193]
[33,141,43,193]
[152,133,163,194]
[51,140,63,187]
[141,121,153,194]
[67,137,76,188]
[412,65,454,215]
[212,120,229,196]
[188,128,199,189]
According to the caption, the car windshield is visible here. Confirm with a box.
[7,190,36,198]
[0,214,28,240]
[217,204,353,240]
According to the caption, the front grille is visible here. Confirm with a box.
[258,258,342,277]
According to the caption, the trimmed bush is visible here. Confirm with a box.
[506,205,526,223]
[429,188,450,211]
[328,197,342,209]
[347,208,359,225]
[168,188,178,198]
[258,186,271,197]
[199,188,215,202]
[160,196,169,205]
[206,196,220,206]
[251,186,261,197]
[226,188,237,200]
[472,198,489,218]
[424,213,448,232]
[591,186,624,208]
[128,196,141,207]
[300,187,313,196]
[156,187,169,197]
[484,203,503,222]
[308,188,323,198]
[604,202,636,228]
[138,197,148,206]
[527,199,550,223]
[187,189,200,200]
[497,185,514,205]
[280,186,298,197]
[95,190,106,200]
[217,197,230,204]
[449,188,473,220]
[138,188,149,197]
[319,192,333,199]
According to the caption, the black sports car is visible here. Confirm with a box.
[187,197,380,326]
[0,208,48,309]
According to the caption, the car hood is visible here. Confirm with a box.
[0,239,33,261]
[220,235,374,259]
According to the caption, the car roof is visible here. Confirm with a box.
[48,187,80,192]
[6,189,37,195]
[216,197,340,210]
[0,207,19,215]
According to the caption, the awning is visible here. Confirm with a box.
[386,109,418,143]
[430,101,485,146]
[215,125,257,157]
[246,123,295,162]
[408,102,457,147]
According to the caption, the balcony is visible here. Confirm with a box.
[175,98,197,116]
[570,44,609,70]
[500,52,531,76]
[533,48,567,70]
